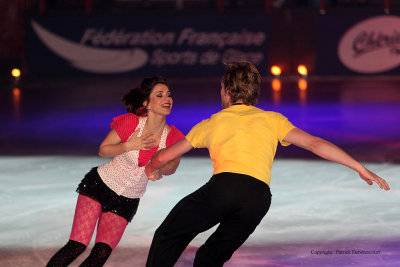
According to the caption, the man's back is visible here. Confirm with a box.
[186,104,294,186]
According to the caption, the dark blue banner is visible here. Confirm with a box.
[27,15,269,76]
[316,14,400,75]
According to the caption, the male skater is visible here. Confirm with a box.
[145,61,390,267]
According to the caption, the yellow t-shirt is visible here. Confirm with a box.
[186,104,295,186]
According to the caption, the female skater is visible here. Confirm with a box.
[47,76,184,266]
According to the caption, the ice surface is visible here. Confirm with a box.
[1,156,398,266]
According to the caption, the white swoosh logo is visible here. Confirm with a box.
[31,20,148,73]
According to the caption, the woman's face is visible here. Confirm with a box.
[145,83,173,116]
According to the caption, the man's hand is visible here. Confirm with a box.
[359,169,390,190]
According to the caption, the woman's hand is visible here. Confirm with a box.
[125,129,157,151]
[145,163,163,181]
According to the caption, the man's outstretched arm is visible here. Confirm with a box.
[145,138,194,181]
[283,127,390,190]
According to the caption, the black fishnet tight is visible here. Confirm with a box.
[46,240,86,267]
[80,242,112,267]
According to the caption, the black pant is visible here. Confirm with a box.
[146,172,272,267]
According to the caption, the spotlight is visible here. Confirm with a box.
[11,68,21,81]
[297,65,308,77]
[270,65,282,77]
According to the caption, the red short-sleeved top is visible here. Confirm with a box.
[110,113,184,167]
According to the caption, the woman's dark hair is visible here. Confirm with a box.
[122,76,168,116]
[222,61,260,105]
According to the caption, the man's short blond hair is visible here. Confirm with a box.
[222,61,261,105]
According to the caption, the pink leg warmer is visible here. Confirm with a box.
[69,194,102,246]
[95,212,128,249]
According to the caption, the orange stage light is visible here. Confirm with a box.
[270,65,282,76]
[11,68,21,78]
[297,65,308,76]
